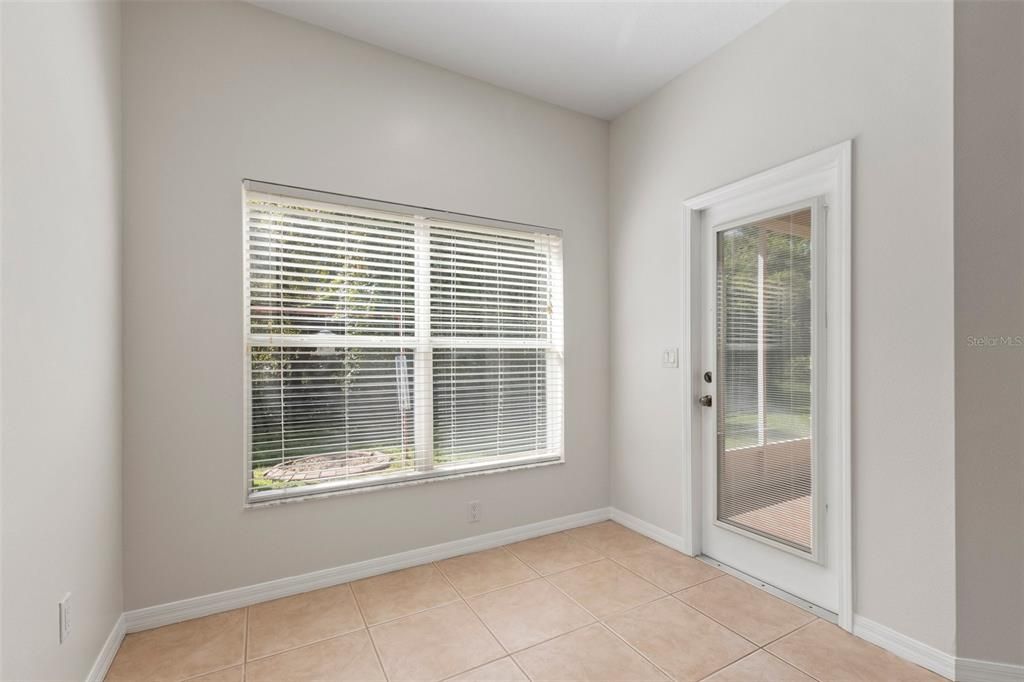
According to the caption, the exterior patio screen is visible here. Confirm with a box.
[716,207,814,552]
[244,182,564,502]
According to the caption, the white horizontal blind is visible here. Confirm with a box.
[245,186,563,501]
[430,222,563,465]
[716,207,813,552]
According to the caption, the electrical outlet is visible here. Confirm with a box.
[58,593,72,644]
[467,500,481,523]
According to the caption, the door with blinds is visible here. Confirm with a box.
[699,197,838,614]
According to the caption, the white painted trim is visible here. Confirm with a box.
[86,614,125,682]
[853,615,956,680]
[956,658,1024,682]
[680,140,853,630]
[609,507,687,552]
[242,183,565,507]
[613,509,1017,682]
[100,506,1020,682]
[679,204,703,557]
[124,507,610,633]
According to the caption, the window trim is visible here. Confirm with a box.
[241,179,565,507]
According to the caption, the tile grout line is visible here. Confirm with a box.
[352,567,464,627]
[242,586,369,665]
[760,647,827,682]
[670,579,790,649]
[595,620,678,681]
[588,577,814,682]
[536,530,820,680]
[526,555,606,579]
[614,558,788,651]
[365,597,464,628]
[179,662,245,682]
[436,546,541,599]
[506,655,531,681]
[439,656,521,682]
[757,620,830,682]
[756,615,820,650]
[694,649,764,682]
[431,559,514,669]
[174,610,252,682]
[442,538,612,670]
[244,625,367,664]
[536,567,605,623]
[139,523,835,682]
[526,551,680,679]
[670,593,763,648]
[242,607,248,680]
[348,583,390,682]
[569,538,735,681]
[606,551,726,593]
[512,620,597,658]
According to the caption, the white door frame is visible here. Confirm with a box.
[679,140,853,631]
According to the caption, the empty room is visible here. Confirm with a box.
[1,0,1022,680]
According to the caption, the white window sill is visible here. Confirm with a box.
[244,453,564,509]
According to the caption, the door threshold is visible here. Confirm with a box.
[696,554,838,624]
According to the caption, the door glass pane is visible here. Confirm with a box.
[716,207,813,552]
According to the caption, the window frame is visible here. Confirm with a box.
[242,180,565,507]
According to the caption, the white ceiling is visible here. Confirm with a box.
[249,1,784,120]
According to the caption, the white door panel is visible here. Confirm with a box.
[699,197,838,612]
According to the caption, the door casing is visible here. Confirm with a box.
[679,140,853,631]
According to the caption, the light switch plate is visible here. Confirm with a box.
[58,593,72,644]
[662,348,679,368]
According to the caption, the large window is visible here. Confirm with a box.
[244,181,564,503]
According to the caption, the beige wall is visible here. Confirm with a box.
[9,0,1013,670]
[609,1,956,653]
[122,1,610,610]
[1,1,124,678]
[954,0,1024,666]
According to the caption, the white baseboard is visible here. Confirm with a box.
[124,507,611,633]
[87,614,125,682]
[114,505,1020,682]
[956,657,1024,682]
[609,507,688,552]
[605,507,966,681]
[853,615,956,680]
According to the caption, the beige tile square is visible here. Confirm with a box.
[676,576,815,645]
[436,548,538,597]
[351,564,459,625]
[703,651,816,682]
[447,657,528,681]
[186,666,243,682]
[605,597,756,681]
[371,602,505,681]
[564,522,656,557]
[505,532,602,575]
[246,583,364,660]
[468,578,594,651]
[245,629,386,682]
[767,620,947,681]
[106,609,245,681]
[613,544,722,592]
[513,624,668,681]
[547,559,665,618]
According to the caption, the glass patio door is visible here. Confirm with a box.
[716,206,814,552]
[699,198,838,613]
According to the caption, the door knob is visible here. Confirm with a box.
[699,395,713,407]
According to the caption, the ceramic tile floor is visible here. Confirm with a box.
[106,522,947,681]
